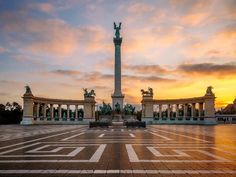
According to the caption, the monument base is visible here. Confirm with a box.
[21,117,35,125]
[112,114,122,122]
[111,94,124,109]
[204,117,217,125]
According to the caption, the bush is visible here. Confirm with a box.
[0,102,23,124]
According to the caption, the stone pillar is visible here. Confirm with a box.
[50,104,54,119]
[36,103,40,118]
[176,104,179,118]
[84,96,96,120]
[111,24,124,109]
[159,104,162,118]
[58,104,62,120]
[75,105,78,120]
[141,95,153,124]
[21,92,35,125]
[191,103,196,118]
[67,105,70,120]
[167,104,171,118]
[43,104,47,118]
[205,98,215,117]
[199,103,203,117]
[183,104,188,118]
[204,95,216,124]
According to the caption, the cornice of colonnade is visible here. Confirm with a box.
[22,94,96,105]
[141,95,215,104]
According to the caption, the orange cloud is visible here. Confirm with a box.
[180,12,208,26]
[182,25,236,60]
[0,12,109,57]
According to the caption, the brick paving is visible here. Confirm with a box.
[0,124,235,177]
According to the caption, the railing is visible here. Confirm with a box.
[216,115,236,124]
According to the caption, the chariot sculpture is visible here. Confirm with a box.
[141,87,153,96]
[205,86,215,96]
[83,88,96,97]
[25,85,32,94]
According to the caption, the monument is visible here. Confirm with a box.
[111,22,124,110]
[20,23,217,125]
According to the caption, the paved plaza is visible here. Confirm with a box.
[0,125,236,177]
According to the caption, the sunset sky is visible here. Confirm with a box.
[0,0,235,109]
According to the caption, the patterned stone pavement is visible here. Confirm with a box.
[0,124,236,177]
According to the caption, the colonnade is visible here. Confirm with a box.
[21,89,96,125]
[154,102,204,118]
[141,87,216,124]
[33,103,84,120]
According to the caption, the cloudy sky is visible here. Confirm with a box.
[0,0,235,109]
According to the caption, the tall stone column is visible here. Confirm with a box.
[112,22,124,109]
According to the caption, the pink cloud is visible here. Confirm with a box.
[28,3,54,14]
[1,13,110,57]
[126,2,154,14]
[182,25,236,60]
[0,46,7,53]
[180,12,209,26]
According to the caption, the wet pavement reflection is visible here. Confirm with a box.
[0,124,235,177]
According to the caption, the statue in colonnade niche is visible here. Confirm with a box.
[78,112,83,119]
[83,88,96,97]
[55,112,58,118]
[63,112,66,118]
[71,112,74,119]
[141,87,153,96]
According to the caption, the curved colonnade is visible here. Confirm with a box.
[141,88,216,124]
[21,91,95,125]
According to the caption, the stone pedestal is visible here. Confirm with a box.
[112,114,122,122]
[141,95,154,124]
[204,95,216,125]
[84,96,96,120]
[21,93,35,125]
[111,94,124,110]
